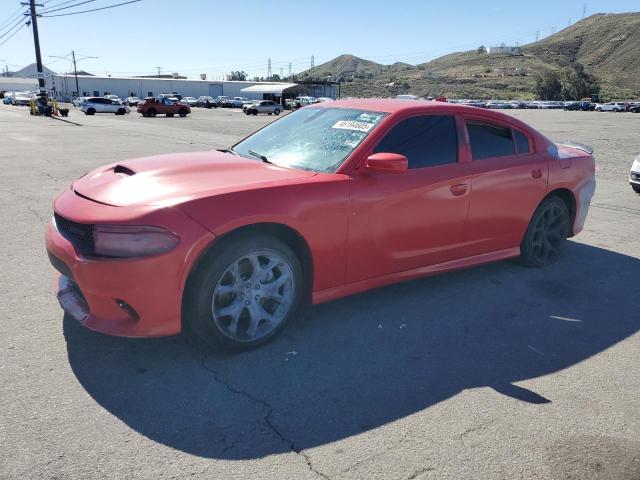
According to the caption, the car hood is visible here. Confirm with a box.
[72,150,316,207]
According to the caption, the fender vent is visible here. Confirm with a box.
[114,165,136,176]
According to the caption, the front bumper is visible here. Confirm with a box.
[45,192,215,337]
[630,171,640,186]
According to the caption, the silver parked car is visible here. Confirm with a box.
[244,100,283,115]
[81,97,131,115]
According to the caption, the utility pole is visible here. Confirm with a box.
[23,0,46,100]
[311,55,315,78]
[535,30,539,42]
[155,66,162,77]
[288,62,292,78]
[267,58,272,79]
[582,3,587,18]
[72,50,79,97]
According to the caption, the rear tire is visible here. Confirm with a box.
[632,184,640,194]
[274,108,280,115]
[179,109,188,117]
[85,108,95,115]
[147,108,157,117]
[185,235,303,351]
[116,108,126,115]
[520,196,570,267]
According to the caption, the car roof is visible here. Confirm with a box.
[311,98,483,114]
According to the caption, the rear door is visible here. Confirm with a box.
[463,118,548,255]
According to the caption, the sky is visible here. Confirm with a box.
[1,0,638,80]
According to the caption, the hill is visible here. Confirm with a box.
[298,13,640,99]
[9,63,57,78]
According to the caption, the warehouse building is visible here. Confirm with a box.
[48,75,334,102]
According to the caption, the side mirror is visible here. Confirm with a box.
[365,152,408,174]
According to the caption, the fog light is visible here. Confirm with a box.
[115,299,139,320]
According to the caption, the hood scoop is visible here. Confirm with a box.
[113,164,136,177]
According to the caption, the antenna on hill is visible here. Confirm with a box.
[568,18,572,27]
[582,3,587,18]
[535,30,539,42]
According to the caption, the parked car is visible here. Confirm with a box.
[46,99,596,350]
[244,100,282,115]
[81,97,131,115]
[73,97,88,107]
[104,94,122,103]
[196,96,218,108]
[180,97,197,107]
[12,92,32,106]
[294,96,316,108]
[628,104,640,113]
[3,96,13,105]
[630,155,640,194]
[123,96,140,107]
[136,96,190,117]
[594,102,625,112]
[217,96,235,108]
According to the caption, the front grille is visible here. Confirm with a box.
[54,213,94,255]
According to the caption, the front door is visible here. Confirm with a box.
[346,114,471,283]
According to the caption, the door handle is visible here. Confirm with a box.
[531,168,542,179]
[450,183,468,196]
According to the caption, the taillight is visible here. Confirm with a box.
[93,225,179,258]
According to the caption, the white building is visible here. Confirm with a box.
[0,77,38,93]
[487,45,520,55]
[48,74,298,102]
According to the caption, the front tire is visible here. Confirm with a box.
[632,184,640,194]
[179,108,188,117]
[520,196,570,267]
[185,235,303,350]
[147,108,157,117]
[85,108,95,115]
[274,109,280,115]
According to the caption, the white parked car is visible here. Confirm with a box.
[630,155,640,194]
[81,97,131,115]
[180,96,197,107]
[294,96,316,107]
[103,94,122,103]
[12,92,32,106]
[73,97,87,107]
[594,102,626,112]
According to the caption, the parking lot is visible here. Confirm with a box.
[1,105,639,479]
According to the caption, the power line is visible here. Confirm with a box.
[0,16,25,40]
[40,0,141,17]
[0,6,26,30]
[0,22,26,48]
[40,0,97,14]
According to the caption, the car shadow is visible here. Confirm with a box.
[63,242,640,459]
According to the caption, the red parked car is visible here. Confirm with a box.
[137,96,190,117]
[46,99,596,349]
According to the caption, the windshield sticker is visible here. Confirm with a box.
[332,120,375,133]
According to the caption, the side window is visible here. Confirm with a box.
[466,122,515,160]
[514,130,530,154]
[373,115,458,168]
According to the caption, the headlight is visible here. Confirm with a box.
[93,225,179,258]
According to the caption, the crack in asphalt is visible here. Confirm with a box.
[191,341,330,479]
[406,466,435,479]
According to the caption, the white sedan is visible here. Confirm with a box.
[630,155,640,194]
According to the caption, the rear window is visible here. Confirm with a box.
[466,122,515,160]
[514,130,530,154]
[374,115,458,168]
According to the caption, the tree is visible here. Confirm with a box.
[230,71,247,81]
[534,70,562,100]
[560,63,600,100]
[477,45,487,54]
[271,74,281,81]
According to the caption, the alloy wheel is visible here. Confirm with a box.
[211,250,294,342]
[530,203,568,264]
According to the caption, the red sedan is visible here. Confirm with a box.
[46,99,596,349]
